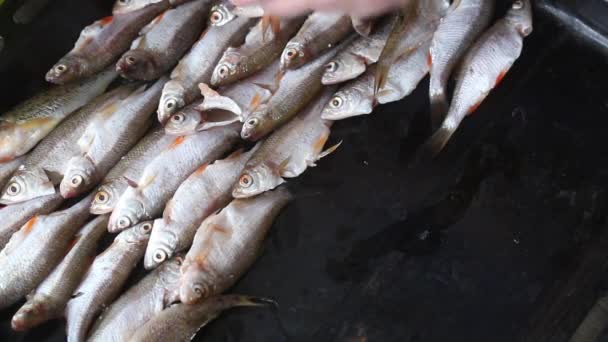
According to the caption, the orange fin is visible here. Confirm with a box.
[249,93,263,112]
[317,141,342,160]
[495,70,508,87]
[427,53,433,68]
[99,16,113,26]
[23,216,38,235]
[194,163,209,176]
[467,100,483,115]
[168,136,186,150]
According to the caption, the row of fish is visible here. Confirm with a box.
[0,0,533,340]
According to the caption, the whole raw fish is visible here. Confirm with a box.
[129,295,276,342]
[108,124,241,232]
[234,89,339,198]
[241,40,348,141]
[211,16,305,87]
[419,0,533,158]
[145,147,256,270]
[90,127,175,215]
[429,0,495,129]
[322,40,431,121]
[158,16,255,123]
[0,86,134,205]
[322,17,392,85]
[0,193,63,250]
[87,257,182,342]
[0,68,117,161]
[46,1,170,84]
[60,78,166,199]
[65,221,152,342]
[179,187,291,304]
[117,0,211,81]
[0,194,93,310]
[0,157,23,190]
[280,12,353,70]
[11,215,108,331]
[113,0,192,14]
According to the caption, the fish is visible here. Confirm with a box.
[418,0,533,159]
[322,40,431,121]
[90,126,175,215]
[11,215,108,331]
[60,78,167,199]
[234,89,339,198]
[145,147,256,270]
[0,86,134,205]
[209,1,265,27]
[0,194,93,310]
[179,187,292,304]
[128,295,276,342]
[113,0,192,14]
[322,17,393,85]
[211,16,305,87]
[374,0,449,93]
[166,62,280,135]
[117,0,211,81]
[108,124,241,232]
[429,0,495,130]
[0,157,24,190]
[87,256,182,342]
[0,193,63,250]
[241,39,349,141]
[46,1,170,84]
[65,221,152,342]
[13,0,50,24]
[280,12,353,70]
[157,16,255,123]
[0,68,117,162]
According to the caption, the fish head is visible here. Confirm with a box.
[281,42,307,70]
[164,106,203,135]
[322,54,366,85]
[60,156,97,199]
[116,220,153,244]
[209,3,236,26]
[45,55,88,84]
[232,164,285,199]
[507,0,533,37]
[108,195,145,233]
[179,260,213,304]
[321,87,373,121]
[116,50,156,81]
[211,51,242,87]
[0,168,55,205]
[11,299,49,331]
[89,184,119,215]
[143,218,179,270]
[113,0,163,14]
[158,81,186,124]
[240,106,270,141]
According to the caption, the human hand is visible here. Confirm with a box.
[231,0,409,17]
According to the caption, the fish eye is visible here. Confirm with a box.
[71,175,84,187]
[55,64,67,73]
[330,96,343,108]
[125,56,136,65]
[218,65,229,77]
[171,114,185,124]
[193,284,207,298]
[210,10,223,24]
[153,250,167,263]
[325,62,338,73]
[6,182,21,196]
[246,118,259,127]
[513,1,523,9]
[285,48,298,60]
[175,257,183,266]
[239,174,254,188]
[165,99,177,110]
[118,217,132,229]
[141,222,153,232]
[95,191,109,204]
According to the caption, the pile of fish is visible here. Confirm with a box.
[0,0,533,340]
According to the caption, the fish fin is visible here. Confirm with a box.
[495,70,508,88]
[277,157,292,176]
[373,63,390,96]
[99,16,113,26]
[197,83,242,115]
[248,93,263,112]
[124,176,139,188]
[225,148,245,161]
[430,92,449,132]
[194,163,210,176]
[413,125,457,165]
[168,136,186,150]
[139,175,157,190]
[317,141,342,161]
[261,16,281,41]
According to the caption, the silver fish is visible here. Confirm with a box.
[0,193,64,250]
[209,1,265,26]
[90,127,175,215]
[179,187,292,304]
[0,157,23,190]
[0,194,93,310]
[158,16,255,123]
[129,295,275,342]
[116,0,211,81]
[419,0,533,159]
[0,86,135,205]
[113,0,192,14]
[61,78,167,199]
[108,124,241,232]
[233,89,339,198]
[65,221,152,342]
[11,215,108,331]
[280,12,353,70]
[46,1,170,84]
[87,256,182,342]
[12,0,50,24]
[0,68,117,162]
[322,17,393,85]
[429,0,495,129]
[322,40,431,121]
[145,147,256,270]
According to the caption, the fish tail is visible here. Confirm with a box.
[234,296,278,309]
[413,124,457,165]
[429,90,449,132]
[373,63,390,96]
